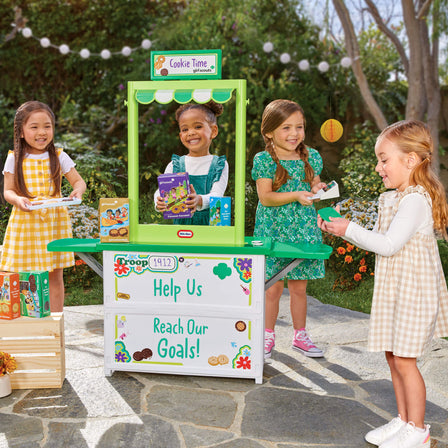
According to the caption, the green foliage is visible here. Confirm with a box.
[323,198,377,291]
[0,202,12,243]
[339,122,386,200]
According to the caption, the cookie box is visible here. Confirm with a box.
[157,172,192,220]
[0,271,21,320]
[0,313,65,389]
[209,196,231,226]
[19,271,51,318]
[99,198,130,242]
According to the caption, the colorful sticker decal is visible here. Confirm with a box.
[213,262,232,280]
[232,345,252,370]
[233,258,252,283]
[115,341,131,363]
[113,254,178,277]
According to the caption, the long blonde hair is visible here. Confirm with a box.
[378,120,448,239]
[261,99,314,191]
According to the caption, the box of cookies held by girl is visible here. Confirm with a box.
[0,272,21,320]
[99,198,130,242]
[19,271,51,318]
[157,172,192,220]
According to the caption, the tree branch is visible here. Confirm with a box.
[417,0,433,19]
[365,0,409,76]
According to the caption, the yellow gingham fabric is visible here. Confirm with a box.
[368,186,448,357]
[0,149,74,272]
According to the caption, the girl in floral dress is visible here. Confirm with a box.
[319,120,448,448]
[252,99,327,359]
[1,101,86,312]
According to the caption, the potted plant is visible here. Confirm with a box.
[0,351,17,397]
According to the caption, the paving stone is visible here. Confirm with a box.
[241,387,386,445]
[146,385,237,428]
[180,424,234,447]
[13,381,88,418]
[213,439,267,448]
[0,412,43,446]
[45,422,89,448]
[359,380,448,424]
[96,415,180,448]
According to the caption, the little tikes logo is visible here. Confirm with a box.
[177,230,193,238]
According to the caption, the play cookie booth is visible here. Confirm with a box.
[48,50,332,384]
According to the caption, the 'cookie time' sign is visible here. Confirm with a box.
[150,50,222,80]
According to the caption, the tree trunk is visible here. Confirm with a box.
[331,0,388,130]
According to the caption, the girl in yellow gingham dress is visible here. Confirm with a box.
[1,101,86,312]
[319,120,448,448]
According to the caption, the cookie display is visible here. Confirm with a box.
[109,228,119,237]
[208,356,219,366]
[133,348,153,362]
[133,351,144,361]
[235,320,247,332]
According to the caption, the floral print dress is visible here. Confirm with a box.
[251,149,325,280]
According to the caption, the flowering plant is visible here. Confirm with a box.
[323,198,378,290]
[0,351,17,376]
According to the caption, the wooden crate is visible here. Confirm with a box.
[0,313,65,389]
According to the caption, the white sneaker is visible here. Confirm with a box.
[379,422,430,448]
[365,415,406,445]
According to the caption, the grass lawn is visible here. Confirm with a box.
[307,270,374,314]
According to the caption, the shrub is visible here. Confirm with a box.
[323,198,377,291]
[68,204,99,239]
[339,122,385,200]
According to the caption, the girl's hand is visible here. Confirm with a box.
[317,206,349,237]
[296,190,314,206]
[311,182,326,194]
[69,189,83,200]
[186,184,202,213]
[15,196,32,212]
[156,196,167,212]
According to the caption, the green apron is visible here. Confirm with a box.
[172,154,226,225]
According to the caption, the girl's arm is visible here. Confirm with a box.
[320,194,429,257]
[65,167,86,199]
[195,162,229,211]
[310,175,326,194]
[256,178,314,207]
[3,172,32,211]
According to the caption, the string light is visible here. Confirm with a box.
[19,26,152,59]
[262,41,352,72]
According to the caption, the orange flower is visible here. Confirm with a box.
[75,259,86,266]
[346,243,354,252]
[359,258,366,266]
[354,273,362,281]
[337,247,346,255]
[359,265,367,273]
[345,255,353,264]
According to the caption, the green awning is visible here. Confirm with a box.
[135,88,234,105]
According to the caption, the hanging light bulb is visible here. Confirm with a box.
[21,27,32,38]
[298,60,310,71]
[318,61,330,72]
[101,49,111,59]
[40,37,51,48]
[280,53,291,64]
[80,48,90,59]
[141,39,152,50]
[263,42,274,53]
[340,57,352,68]
[121,46,132,57]
[59,44,70,55]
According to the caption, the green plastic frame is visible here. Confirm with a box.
[127,79,247,246]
